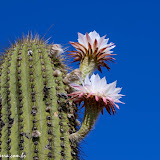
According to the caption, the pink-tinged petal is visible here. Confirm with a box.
[102,97,107,105]
[79,93,84,97]
[98,35,107,49]
[107,97,114,102]
[114,99,125,104]
[89,31,100,41]
[95,95,99,101]
[69,42,87,53]
[104,45,116,53]
[84,84,92,92]
[100,91,104,95]
[86,33,91,44]
[98,46,109,54]
[69,83,81,88]
[84,74,91,85]
[87,92,93,98]
[69,83,87,92]
[93,39,98,52]
[115,104,120,109]
[108,99,115,106]
[78,32,85,45]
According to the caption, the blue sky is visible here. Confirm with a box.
[0,0,160,159]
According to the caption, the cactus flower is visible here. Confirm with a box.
[69,74,124,115]
[69,31,116,73]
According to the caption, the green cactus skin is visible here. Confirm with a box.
[0,35,79,160]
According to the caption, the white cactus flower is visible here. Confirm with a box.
[69,31,116,71]
[78,31,115,53]
[68,74,124,115]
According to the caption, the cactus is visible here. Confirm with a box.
[0,35,79,160]
[0,31,124,160]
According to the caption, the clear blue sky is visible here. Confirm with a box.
[0,0,160,159]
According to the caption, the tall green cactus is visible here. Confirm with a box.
[0,35,79,160]
[0,31,124,160]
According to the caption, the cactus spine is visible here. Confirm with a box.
[0,35,79,160]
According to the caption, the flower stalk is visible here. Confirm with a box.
[79,56,96,80]
[70,100,101,142]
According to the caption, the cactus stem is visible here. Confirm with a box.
[69,100,100,143]
[0,35,81,160]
